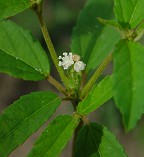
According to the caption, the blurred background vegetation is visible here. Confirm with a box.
[0,0,144,156]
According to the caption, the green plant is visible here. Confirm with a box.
[0,0,144,156]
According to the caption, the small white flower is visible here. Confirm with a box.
[74,61,86,72]
[58,52,86,72]
[58,52,74,70]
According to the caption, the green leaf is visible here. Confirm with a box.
[74,123,127,157]
[77,76,113,115]
[0,91,61,157]
[71,0,120,73]
[0,49,45,80]
[28,115,80,157]
[0,0,31,20]
[113,40,144,131]
[114,0,144,29]
[0,20,50,81]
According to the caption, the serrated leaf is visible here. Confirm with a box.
[113,40,144,131]
[74,123,127,157]
[114,0,144,29]
[0,49,45,80]
[0,0,31,20]
[0,20,50,81]
[0,91,61,157]
[71,0,120,73]
[77,76,113,115]
[28,115,80,157]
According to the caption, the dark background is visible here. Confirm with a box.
[0,0,144,156]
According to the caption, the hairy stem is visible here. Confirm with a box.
[80,52,112,99]
[82,116,90,125]
[80,71,87,89]
[47,75,67,95]
[33,3,70,89]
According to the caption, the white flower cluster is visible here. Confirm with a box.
[58,52,86,72]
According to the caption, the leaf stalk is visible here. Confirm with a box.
[47,75,67,95]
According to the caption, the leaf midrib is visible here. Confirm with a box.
[0,97,60,144]
[129,0,140,24]
[88,125,103,157]
[0,22,45,75]
[0,48,44,75]
[0,25,39,73]
[45,118,76,156]
[126,42,134,128]
[0,63,43,75]
[80,87,111,114]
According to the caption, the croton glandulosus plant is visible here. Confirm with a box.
[0,0,144,156]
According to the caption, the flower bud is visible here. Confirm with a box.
[72,54,80,62]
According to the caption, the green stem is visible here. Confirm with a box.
[82,116,90,125]
[80,71,87,89]
[80,52,112,99]
[47,75,67,95]
[33,3,70,89]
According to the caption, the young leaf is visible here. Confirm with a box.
[71,0,120,73]
[74,123,127,157]
[77,76,113,115]
[0,20,50,81]
[114,0,144,29]
[28,115,80,157]
[0,91,61,157]
[113,40,144,131]
[0,0,31,20]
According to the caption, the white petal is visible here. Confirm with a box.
[74,61,86,72]
[58,61,62,66]
[63,52,68,56]
[58,56,62,59]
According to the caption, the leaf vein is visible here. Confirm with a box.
[0,97,60,144]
